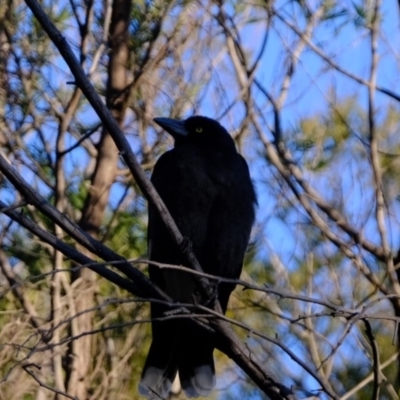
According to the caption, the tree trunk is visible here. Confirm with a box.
[65,0,132,397]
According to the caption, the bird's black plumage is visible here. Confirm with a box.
[139,116,256,399]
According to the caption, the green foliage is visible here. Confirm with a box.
[104,208,147,258]
[295,96,356,171]
[130,0,170,64]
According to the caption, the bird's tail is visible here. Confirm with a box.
[139,326,178,399]
[139,324,216,399]
[178,328,216,398]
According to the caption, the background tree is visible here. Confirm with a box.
[0,0,400,399]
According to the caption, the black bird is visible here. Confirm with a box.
[139,116,256,398]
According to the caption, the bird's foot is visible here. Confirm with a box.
[193,283,218,308]
[204,283,219,308]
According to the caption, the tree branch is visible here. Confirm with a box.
[363,319,381,400]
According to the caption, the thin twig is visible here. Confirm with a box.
[58,122,101,156]
[363,319,381,400]
[273,9,400,103]
[0,199,145,296]
[0,200,27,212]
[339,351,398,400]
[23,363,79,400]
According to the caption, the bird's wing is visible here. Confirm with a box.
[199,152,256,311]
[148,148,216,291]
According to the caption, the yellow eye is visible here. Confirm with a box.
[195,127,203,133]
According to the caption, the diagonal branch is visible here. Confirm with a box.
[23,363,78,400]
[0,199,143,296]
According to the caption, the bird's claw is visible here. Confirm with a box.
[203,283,219,308]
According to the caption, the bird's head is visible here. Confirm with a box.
[153,116,235,149]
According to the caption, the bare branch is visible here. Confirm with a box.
[23,363,79,400]
[363,319,381,400]
[273,9,400,103]
[340,352,399,400]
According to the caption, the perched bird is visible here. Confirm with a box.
[139,116,256,398]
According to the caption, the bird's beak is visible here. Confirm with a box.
[153,117,188,138]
